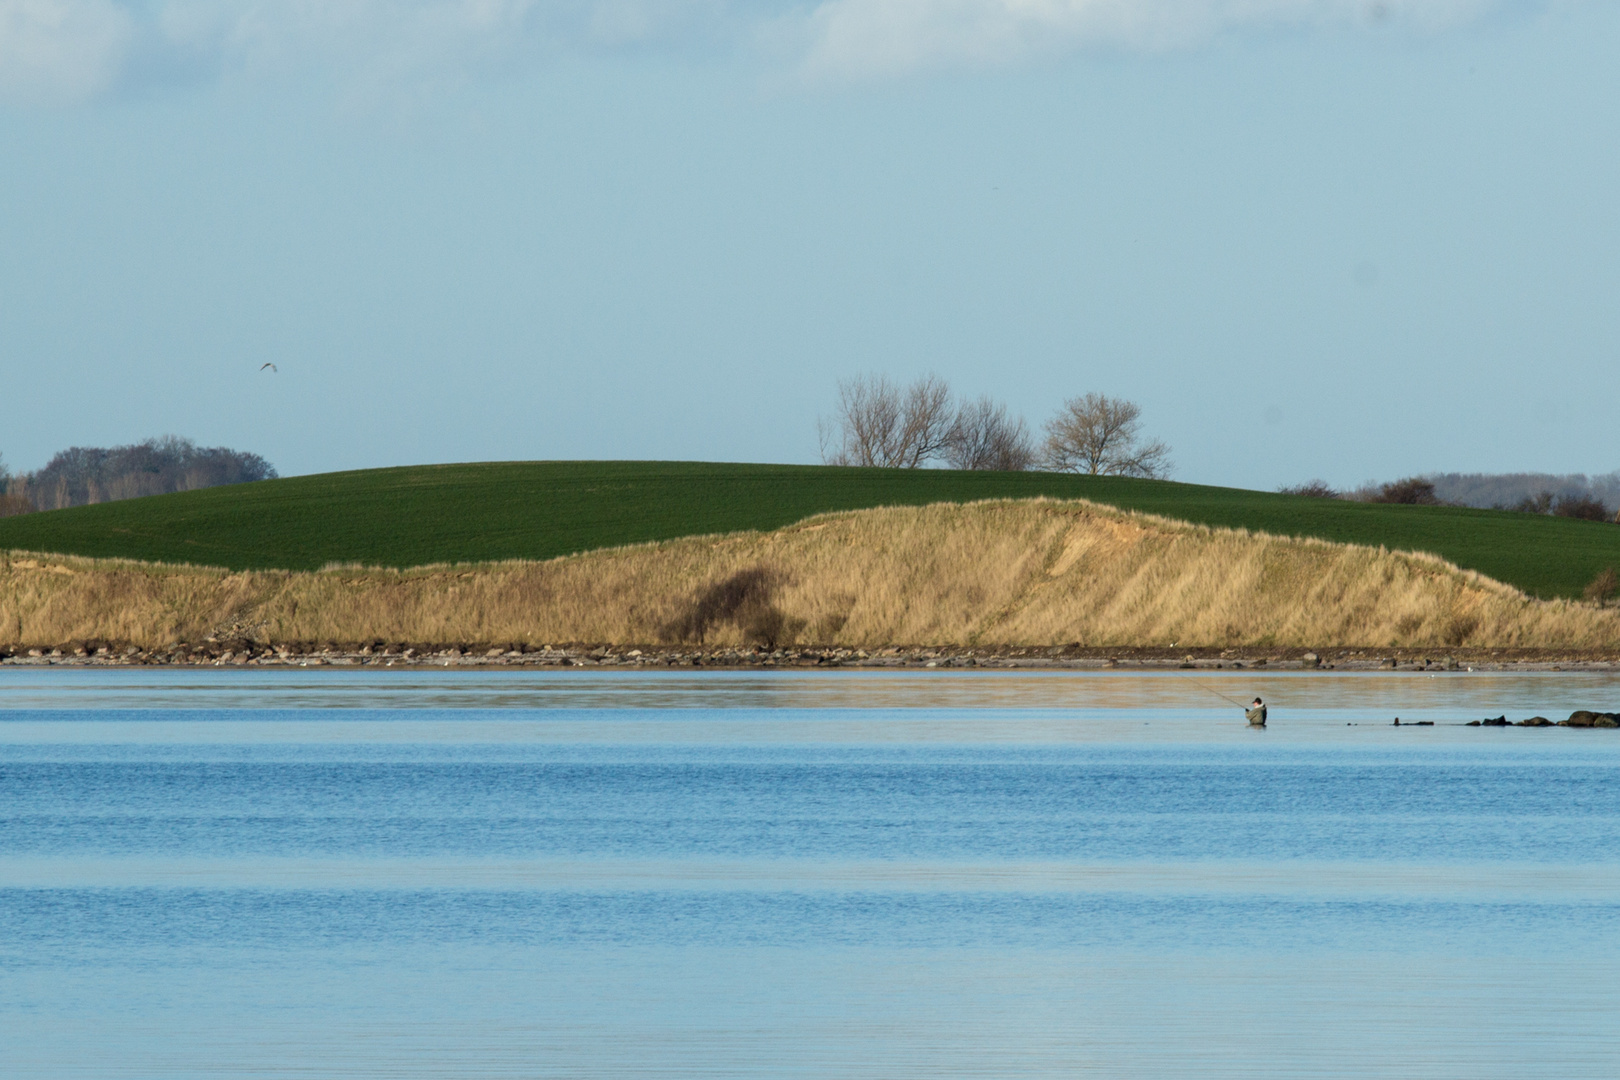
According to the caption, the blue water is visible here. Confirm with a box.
[4,668,1620,1077]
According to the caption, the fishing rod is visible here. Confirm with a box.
[1186,679,1252,708]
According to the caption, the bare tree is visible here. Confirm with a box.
[1042,393,1171,478]
[0,453,29,517]
[820,376,900,467]
[945,396,1035,471]
[896,375,956,467]
[820,374,957,468]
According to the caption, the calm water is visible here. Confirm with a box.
[4,668,1620,1078]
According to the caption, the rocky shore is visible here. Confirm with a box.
[4,642,1620,671]
[1470,711,1620,728]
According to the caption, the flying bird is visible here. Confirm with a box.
[260,363,277,372]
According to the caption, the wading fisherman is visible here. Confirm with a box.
[1245,697,1267,727]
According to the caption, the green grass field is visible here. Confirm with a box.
[1,460,1617,598]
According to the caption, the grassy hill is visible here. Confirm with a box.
[0,460,1616,598]
[10,501,1618,650]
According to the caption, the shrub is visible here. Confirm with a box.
[1442,612,1480,646]
[1278,480,1338,499]
[1515,492,1555,515]
[1370,478,1440,505]
[1554,495,1612,522]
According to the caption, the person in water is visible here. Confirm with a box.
[1246,698,1267,727]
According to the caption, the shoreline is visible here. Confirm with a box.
[5,644,1620,671]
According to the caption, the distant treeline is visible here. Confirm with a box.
[1427,472,1620,515]
[0,437,277,516]
[1282,472,1620,522]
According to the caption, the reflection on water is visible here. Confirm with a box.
[3,669,1619,1078]
[2,664,1617,714]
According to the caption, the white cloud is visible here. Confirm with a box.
[797,0,1500,78]
[153,0,743,70]
[0,0,133,104]
[2,1,730,103]
[0,0,1533,103]
[157,1,546,81]
[160,0,751,105]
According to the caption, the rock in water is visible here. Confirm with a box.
[1560,712,1620,728]
[1517,717,1553,727]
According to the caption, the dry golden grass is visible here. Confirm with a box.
[3,499,1618,649]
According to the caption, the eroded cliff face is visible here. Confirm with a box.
[2,499,1618,652]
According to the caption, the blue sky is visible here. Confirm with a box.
[1,1,1616,489]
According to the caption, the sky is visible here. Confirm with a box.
[1,0,1616,490]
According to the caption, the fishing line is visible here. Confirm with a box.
[1186,679,1252,708]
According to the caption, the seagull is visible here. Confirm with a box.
[260,363,277,372]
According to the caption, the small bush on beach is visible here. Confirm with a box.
[1585,567,1619,604]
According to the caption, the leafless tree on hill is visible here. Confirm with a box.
[819,374,957,468]
[1042,393,1171,478]
[944,396,1035,471]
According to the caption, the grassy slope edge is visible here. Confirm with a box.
[5,500,1618,650]
[0,460,1616,598]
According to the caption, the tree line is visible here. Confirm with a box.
[817,374,1171,478]
[1281,473,1619,522]
[0,436,278,517]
